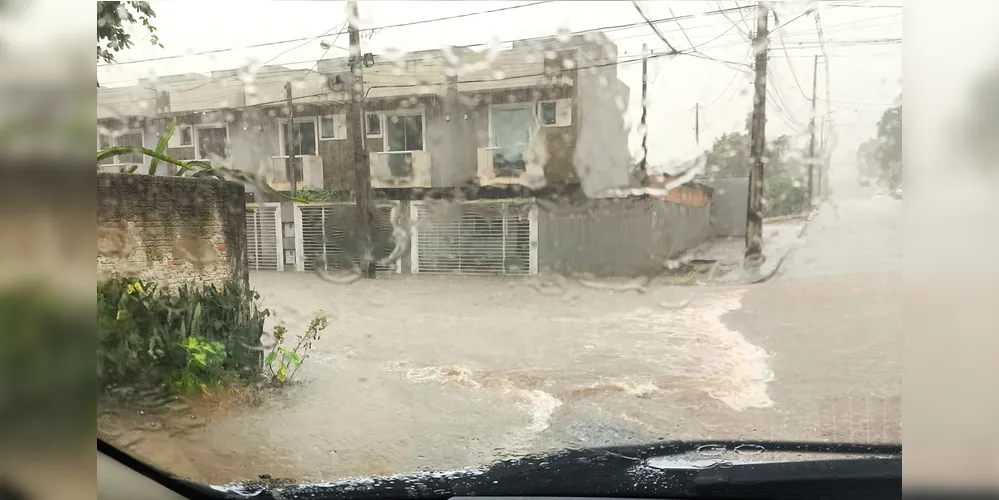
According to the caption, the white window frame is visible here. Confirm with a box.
[277,117,319,156]
[193,123,230,160]
[364,111,383,138]
[319,114,347,141]
[537,100,558,127]
[382,109,426,152]
[97,128,145,167]
[487,101,537,149]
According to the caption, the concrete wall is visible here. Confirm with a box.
[574,36,633,198]
[702,176,748,237]
[97,173,249,290]
[537,197,712,277]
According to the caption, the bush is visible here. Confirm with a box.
[97,276,269,389]
[763,176,810,218]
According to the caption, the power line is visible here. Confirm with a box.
[97,1,553,67]
[697,48,754,130]
[823,3,902,8]
[632,0,680,54]
[304,22,349,79]
[100,9,752,89]
[101,50,673,113]
[717,1,751,40]
[667,5,697,51]
[772,9,813,101]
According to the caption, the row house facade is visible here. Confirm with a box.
[97,32,634,201]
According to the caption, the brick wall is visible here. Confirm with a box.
[646,174,712,207]
[97,173,248,290]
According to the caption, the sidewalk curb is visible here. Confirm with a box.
[749,206,819,284]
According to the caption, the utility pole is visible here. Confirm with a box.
[807,54,818,206]
[640,43,648,174]
[744,1,769,265]
[284,82,298,197]
[347,0,375,278]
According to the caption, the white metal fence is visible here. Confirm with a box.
[245,202,283,271]
[293,202,402,273]
[411,199,538,275]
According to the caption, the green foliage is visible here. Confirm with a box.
[97,1,162,65]
[875,99,902,189]
[856,138,880,180]
[97,276,270,389]
[264,313,330,384]
[298,187,336,202]
[169,337,227,394]
[705,129,810,218]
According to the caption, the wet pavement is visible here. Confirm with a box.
[103,184,902,486]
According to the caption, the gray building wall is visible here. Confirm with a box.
[537,198,711,277]
[573,35,633,197]
[702,176,748,237]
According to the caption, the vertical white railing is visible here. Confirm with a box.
[293,205,305,272]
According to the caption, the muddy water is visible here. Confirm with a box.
[101,276,782,485]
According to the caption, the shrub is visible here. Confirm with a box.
[97,276,269,389]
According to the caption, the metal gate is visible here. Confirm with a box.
[246,202,283,271]
[411,199,538,275]
[294,202,402,273]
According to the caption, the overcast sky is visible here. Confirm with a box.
[95,1,904,167]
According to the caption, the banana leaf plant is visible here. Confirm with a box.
[97,118,305,203]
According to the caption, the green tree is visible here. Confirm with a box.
[856,138,880,182]
[875,98,902,189]
[97,1,162,67]
[704,125,808,217]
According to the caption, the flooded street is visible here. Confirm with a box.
[103,185,902,486]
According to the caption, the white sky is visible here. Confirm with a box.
[95,1,904,167]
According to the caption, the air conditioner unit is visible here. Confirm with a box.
[370,150,431,188]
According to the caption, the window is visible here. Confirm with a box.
[319,115,345,141]
[385,113,423,152]
[539,101,557,126]
[98,130,144,165]
[365,112,382,137]
[196,125,228,159]
[177,125,193,147]
[280,120,318,156]
[489,106,534,173]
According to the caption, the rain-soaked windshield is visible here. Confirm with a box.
[92,0,903,487]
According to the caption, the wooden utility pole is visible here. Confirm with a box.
[347,0,375,278]
[807,54,818,206]
[640,43,649,173]
[745,2,769,264]
[284,82,298,196]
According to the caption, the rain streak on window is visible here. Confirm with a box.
[95,0,903,489]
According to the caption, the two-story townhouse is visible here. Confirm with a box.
[97,32,633,201]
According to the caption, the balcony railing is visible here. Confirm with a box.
[370,150,431,188]
[269,155,324,191]
[476,146,545,187]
